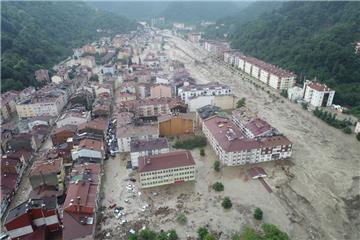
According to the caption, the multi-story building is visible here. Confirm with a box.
[16,86,67,118]
[204,40,230,56]
[117,124,159,152]
[51,125,77,146]
[122,97,187,117]
[188,94,237,112]
[178,82,232,103]
[130,138,169,168]
[4,197,62,239]
[203,116,292,166]
[158,113,195,137]
[71,138,105,163]
[29,158,64,194]
[232,108,278,139]
[56,110,91,128]
[188,32,201,43]
[150,84,172,98]
[303,80,335,108]
[138,150,196,188]
[223,52,296,90]
[355,121,360,134]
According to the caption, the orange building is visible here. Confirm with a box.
[158,113,194,137]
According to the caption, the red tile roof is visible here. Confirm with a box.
[204,116,291,152]
[64,181,97,211]
[78,138,104,152]
[307,82,332,92]
[138,150,195,173]
[245,118,274,137]
[62,211,94,240]
[29,158,62,176]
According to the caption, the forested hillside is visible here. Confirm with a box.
[159,1,249,23]
[227,1,360,110]
[1,1,136,92]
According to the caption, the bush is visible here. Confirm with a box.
[167,230,178,240]
[237,228,262,240]
[138,229,157,240]
[343,126,352,134]
[197,227,209,240]
[212,182,224,192]
[236,98,246,108]
[200,148,205,156]
[213,160,220,172]
[204,234,217,240]
[262,224,289,240]
[357,132,360,141]
[176,213,187,225]
[253,208,263,220]
[222,197,232,209]
[173,135,207,149]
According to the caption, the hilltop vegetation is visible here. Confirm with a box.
[1,1,136,92]
[226,1,360,109]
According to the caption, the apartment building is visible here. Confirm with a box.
[56,110,91,128]
[138,150,196,188]
[71,138,105,163]
[303,80,335,108]
[232,108,278,138]
[188,94,237,112]
[150,84,172,98]
[29,158,64,194]
[117,124,159,152]
[202,116,292,166]
[16,86,67,118]
[224,52,296,90]
[130,138,169,168]
[122,97,187,117]
[158,113,195,137]
[4,197,62,239]
[178,82,232,103]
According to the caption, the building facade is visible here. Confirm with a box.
[303,81,335,107]
[138,151,196,188]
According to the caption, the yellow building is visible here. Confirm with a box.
[158,113,194,137]
[138,150,196,188]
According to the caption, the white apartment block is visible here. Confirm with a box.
[223,52,296,90]
[303,81,335,107]
[138,151,196,188]
[178,83,232,103]
[202,116,292,166]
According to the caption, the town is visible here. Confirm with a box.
[1,17,360,240]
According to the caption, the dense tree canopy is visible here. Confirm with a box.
[1,1,136,92]
[225,2,360,109]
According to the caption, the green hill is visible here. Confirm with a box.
[1,1,136,92]
[227,1,360,111]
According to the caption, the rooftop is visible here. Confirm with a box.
[29,158,62,176]
[130,137,169,153]
[64,180,97,210]
[204,116,291,152]
[138,150,195,173]
[307,82,332,92]
[117,124,159,138]
[78,138,104,152]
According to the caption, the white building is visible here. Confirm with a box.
[303,81,335,107]
[138,150,196,188]
[202,116,292,166]
[117,124,159,152]
[130,138,169,168]
[51,75,63,84]
[287,86,304,102]
[178,82,232,103]
[355,121,360,134]
[188,94,237,112]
